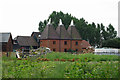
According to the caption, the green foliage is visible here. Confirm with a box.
[38,11,117,47]
[2,52,119,78]
[102,38,120,48]
[67,49,75,53]
[64,61,119,78]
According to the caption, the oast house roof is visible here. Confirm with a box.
[40,20,82,40]
[67,25,82,40]
[56,25,71,39]
[40,24,59,39]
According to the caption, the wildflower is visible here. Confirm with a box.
[72,58,75,62]
[60,59,66,62]
[76,63,79,65]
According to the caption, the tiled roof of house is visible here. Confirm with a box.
[40,20,82,40]
[56,25,71,39]
[0,33,11,42]
[16,36,38,46]
[67,25,82,40]
[40,24,59,39]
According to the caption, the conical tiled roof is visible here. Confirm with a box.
[56,25,71,39]
[40,24,59,39]
[67,25,81,40]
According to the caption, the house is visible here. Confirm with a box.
[39,19,91,52]
[13,36,38,50]
[31,32,41,47]
[0,33,13,52]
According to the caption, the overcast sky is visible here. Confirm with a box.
[0,0,119,38]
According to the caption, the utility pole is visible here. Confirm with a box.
[118,1,120,37]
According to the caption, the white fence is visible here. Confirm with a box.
[94,48,120,56]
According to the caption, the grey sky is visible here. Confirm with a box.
[0,0,119,38]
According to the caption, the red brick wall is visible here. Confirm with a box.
[40,40,59,52]
[40,39,83,52]
[71,40,82,52]
[60,40,70,52]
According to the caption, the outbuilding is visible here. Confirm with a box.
[14,36,38,50]
[0,32,13,52]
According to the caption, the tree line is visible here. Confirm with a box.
[38,11,118,48]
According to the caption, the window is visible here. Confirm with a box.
[75,49,78,52]
[53,48,56,51]
[75,41,78,45]
[53,41,56,44]
[64,41,67,45]
[64,49,67,52]
[82,48,86,49]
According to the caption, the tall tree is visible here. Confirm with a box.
[95,24,101,47]
[102,38,120,48]
[38,21,44,33]
[106,24,117,39]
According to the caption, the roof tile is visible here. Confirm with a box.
[40,24,59,39]
[17,36,38,46]
[67,25,81,40]
[56,25,71,39]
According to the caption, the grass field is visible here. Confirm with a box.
[2,52,120,78]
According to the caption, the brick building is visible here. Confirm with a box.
[0,33,13,52]
[40,20,91,52]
